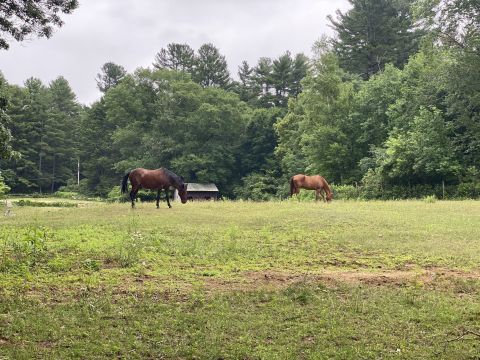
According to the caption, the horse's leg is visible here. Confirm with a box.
[156,189,161,209]
[164,188,172,208]
[319,188,326,202]
[130,188,136,208]
[320,188,326,202]
[293,187,300,200]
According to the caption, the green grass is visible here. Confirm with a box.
[1,199,479,358]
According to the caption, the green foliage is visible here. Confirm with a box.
[14,200,77,207]
[329,0,422,79]
[193,43,231,89]
[0,76,81,193]
[233,172,280,201]
[0,225,51,273]
[106,185,124,203]
[153,43,195,72]
[1,30,478,200]
[276,41,362,183]
[0,0,79,50]
[0,173,10,197]
[413,0,480,52]
[331,184,362,200]
[95,62,127,93]
[423,194,437,203]
[0,73,17,160]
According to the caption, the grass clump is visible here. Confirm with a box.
[14,199,77,207]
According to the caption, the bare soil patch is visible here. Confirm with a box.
[11,267,480,303]
[203,268,480,292]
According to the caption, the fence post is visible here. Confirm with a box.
[442,180,445,199]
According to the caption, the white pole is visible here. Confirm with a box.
[77,159,80,186]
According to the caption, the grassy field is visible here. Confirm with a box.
[0,198,479,359]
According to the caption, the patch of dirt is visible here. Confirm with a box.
[203,268,480,292]
[9,267,480,303]
[38,340,55,348]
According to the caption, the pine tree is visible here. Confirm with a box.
[271,51,294,106]
[96,62,127,93]
[235,61,259,104]
[0,73,15,159]
[253,57,275,107]
[193,43,231,88]
[153,43,195,73]
[328,0,421,79]
[290,53,309,97]
[46,77,81,192]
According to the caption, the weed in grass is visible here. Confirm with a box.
[0,225,52,273]
[423,195,437,203]
[107,214,149,268]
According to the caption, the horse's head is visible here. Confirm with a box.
[326,192,334,202]
[177,182,188,204]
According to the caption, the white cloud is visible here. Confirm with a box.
[0,0,350,104]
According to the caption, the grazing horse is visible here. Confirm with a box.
[121,168,188,209]
[290,174,333,202]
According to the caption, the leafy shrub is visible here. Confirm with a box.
[14,200,77,207]
[55,191,84,199]
[361,169,383,199]
[234,173,279,201]
[456,182,480,199]
[331,185,361,200]
[0,174,10,197]
[107,185,126,203]
[423,195,437,203]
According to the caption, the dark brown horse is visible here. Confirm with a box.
[290,174,333,202]
[121,168,188,208]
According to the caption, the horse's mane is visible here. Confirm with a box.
[321,176,332,195]
[160,167,184,186]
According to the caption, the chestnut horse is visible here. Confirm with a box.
[290,174,333,202]
[121,168,188,209]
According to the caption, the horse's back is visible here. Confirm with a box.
[292,174,326,189]
[129,168,162,189]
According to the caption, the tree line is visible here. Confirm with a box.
[1,0,479,200]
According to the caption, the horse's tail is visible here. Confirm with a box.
[290,176,295,197]
[121,172,130,194]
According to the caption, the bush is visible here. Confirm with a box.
[14,200,77,208]
[331,185,361,200]
[57,178,93,197]
[234,173,281,201]
[361,169,383,199]
[423,195,437,203]
[55,191,84,200]
[456,182,480,199]
[107,186,126,203]
[0,174,10,197]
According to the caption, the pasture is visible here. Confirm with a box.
[1,199,479,359]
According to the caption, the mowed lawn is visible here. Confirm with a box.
[1,199,479,359]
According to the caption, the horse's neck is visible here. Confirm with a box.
[323,180,332,194]
[171,177,181,189]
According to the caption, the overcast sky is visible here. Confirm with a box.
[0,0,350,105]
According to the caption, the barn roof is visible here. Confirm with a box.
[186,183,218,192]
